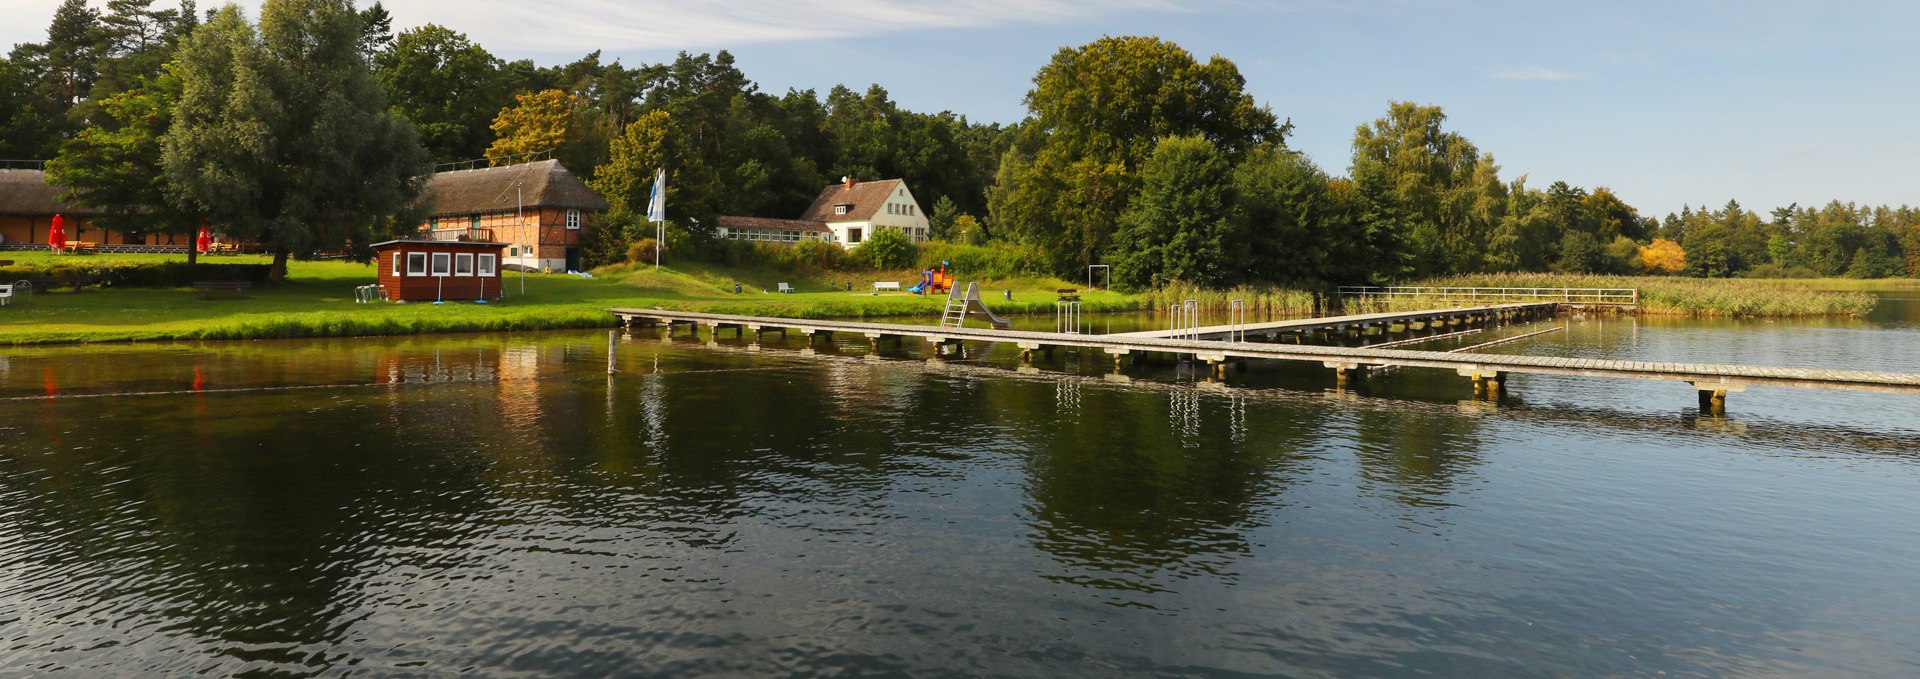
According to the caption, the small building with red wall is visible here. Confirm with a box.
[371,239,507,302]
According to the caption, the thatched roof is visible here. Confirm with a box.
[421,159,608,217]
[799,178,904,223]
[0,169,108,217]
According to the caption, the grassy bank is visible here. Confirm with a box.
[0,253,1142,345]
[1386,274,1879,317]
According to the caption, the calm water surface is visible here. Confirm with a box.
[2,295,1918,677]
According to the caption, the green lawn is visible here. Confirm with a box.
[0,253,1141,345]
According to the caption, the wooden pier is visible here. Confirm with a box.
[1115,303,1556,341]
[607,308,1920,412]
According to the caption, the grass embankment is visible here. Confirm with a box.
[1391,273,1878,317]
[0,252,1140,345]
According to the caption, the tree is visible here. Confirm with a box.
[992,36,1284,274]
[486,89,609,176]
[0,59,50,157]
[1350,102,1503,276]
[1683,224,1735,277]
[357,1,393,58]
[8,0,102,147]
[375,24,508,163]
[588,109,719,263]
[45,74,203,257]
[163,1,428,280]
[1110,135,1238,289]
[1231,145,1339,287]
[928,195,959,241]
[1635,235,1681,272]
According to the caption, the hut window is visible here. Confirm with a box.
[392,252,401,276]
[509,246,518,256]
[478,254,496,276]
[566,209,581,229]
[431,253,450,277]
[455,253,474,276]
[407,252,427,276]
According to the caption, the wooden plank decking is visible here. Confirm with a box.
[607,308,1920,395]
[1115,302,1555,340]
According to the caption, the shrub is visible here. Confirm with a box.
[853,227,915,270]
[915,241,1050,280]
[627,238,664,265]
[0,261,274,287]
[793,240,848,270]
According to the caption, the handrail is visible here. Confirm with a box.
[1339,286,1639,304]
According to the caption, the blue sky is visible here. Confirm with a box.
[6,0,1916,218]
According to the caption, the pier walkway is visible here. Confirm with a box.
[1114,303,1555,341]
[608,308,1920,410]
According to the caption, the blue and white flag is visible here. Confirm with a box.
[646,168,666,223]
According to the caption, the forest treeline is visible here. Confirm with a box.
[3,0,1915,285]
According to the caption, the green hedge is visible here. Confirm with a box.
[0,261,275,287]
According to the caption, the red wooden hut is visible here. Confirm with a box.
[371,239,506,302]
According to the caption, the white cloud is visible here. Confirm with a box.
[378,0,1189,54]
[1487,65,1591,82]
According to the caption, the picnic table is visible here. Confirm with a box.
[193,280,252,299]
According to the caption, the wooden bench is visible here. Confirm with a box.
[60,242,97,254]
[206,242,241,255]
[871,281,901,292]
[193,280,252,299]
[0,284,11,306]
[777,282,795,293]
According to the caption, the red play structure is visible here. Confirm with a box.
[910,261,955,296]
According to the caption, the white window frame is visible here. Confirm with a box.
[478,254,496,276]
[566,209,581,230]
[431,252,451,277]
[392,252,401,276]
[455,252,474,276]
[835,205,849,215]
[407,252,427,276]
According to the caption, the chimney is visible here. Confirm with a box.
[843,176,855,190]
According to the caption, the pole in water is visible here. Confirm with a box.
[607,330,618,374]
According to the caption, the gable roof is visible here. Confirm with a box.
[717,215,830,233]
[422,159,609,217]
[798,178,905,223]
[0,169,108,217]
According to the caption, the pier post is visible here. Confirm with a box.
[1458,368,1506,399]
[1325,361,1359,387]
[1689,381,1744,415]
[606,331,617,374]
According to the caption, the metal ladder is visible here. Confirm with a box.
[940,284,970,328]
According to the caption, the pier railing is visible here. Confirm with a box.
[1338,286,1638,305]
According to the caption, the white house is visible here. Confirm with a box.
[717,177,929,249]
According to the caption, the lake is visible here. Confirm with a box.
[2,292,1918,676]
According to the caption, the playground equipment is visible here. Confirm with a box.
[908,261,955,296]
[940,281,1012,330]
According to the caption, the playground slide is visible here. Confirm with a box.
[960,282,1012,330]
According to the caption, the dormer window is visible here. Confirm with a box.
[835,204,851,215]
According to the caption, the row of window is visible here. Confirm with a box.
[885,203,915,216]
[726,228,827,242]
[426,210,582,230]
[393,252,498,277]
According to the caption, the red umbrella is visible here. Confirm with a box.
[48,214,66,251]
[196,222,212,254]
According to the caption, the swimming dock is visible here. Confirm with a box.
[607,307,1920,412]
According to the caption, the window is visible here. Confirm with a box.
[509,246,518,256]
[429,217,440,229]
[566,209,581,229]
[847,227,862,244]
[455,253,474,276]
[834,204,850,215]
[407,252,427,276]
[470,215,481,229]
[431,252,451,277]
[392,252,401,276]
[478,254,496,276]
[908,205,914,216]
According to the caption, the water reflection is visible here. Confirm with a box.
[2,308,1919,676]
